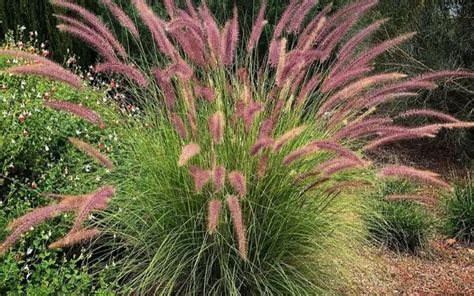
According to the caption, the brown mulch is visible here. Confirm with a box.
[355,240,474,295]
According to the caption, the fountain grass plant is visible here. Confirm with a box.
[1,0,473,294]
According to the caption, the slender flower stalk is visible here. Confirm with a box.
[170,113,188,139]
[101,0,139,38]
[396,109,461,123]
[379,165,452,190]
[213,165,226,192]
[69,138,114,170]
[272,126,306,151]
[49,228,101,249]
[385,194,437,205]
[247,0,267,52]
[227,195,247,259]
[178,143,201,167]
[51,0,127,58]
[208,112,225,144]
[189,166,211,192]
[95,62,148,87]
[44,100,105,128]
[207,199,222,234]
[228,171,247,198]
[7,64,83,89]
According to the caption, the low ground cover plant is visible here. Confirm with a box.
[1,0,473,294]
[364,180,434,253]
[442,175,473,243]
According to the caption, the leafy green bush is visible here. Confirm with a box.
[442,176,473,242]
[364,180,433,253]
[0,50,117,294]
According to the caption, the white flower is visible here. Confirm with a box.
[26,247,33,255]
[44,145,49,152]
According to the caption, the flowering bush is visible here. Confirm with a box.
[1,0,473,294]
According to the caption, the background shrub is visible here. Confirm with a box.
[441,176,473,242]
[364,180,434,253]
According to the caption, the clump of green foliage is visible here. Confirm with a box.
[441,176,473,243]
[364,180,434,253]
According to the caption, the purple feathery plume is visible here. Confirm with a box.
[163,0,177,18]
[318,17,360,62]
[228,171,247,198]
[379,165,452,190]
[396,109,461,123]
[153,68,176,109]
[178,143,201,167]
[95,62,148,87]
[194,85,216,102]
[69,186,115,233]
[0,203,78,255]
[170,113,188,139]
[213,165,226,192]
[258,119,275,139]
[356,92,420,112]
[189,166,211,192]
[327,19,387,79]
[295,74,322,107]
[284,140,363,166]
[385,194,437,205]
[186,0,198,18]
[318,72,407,116]
[321,66,373,94]
[56,24,119,62]
[132,0,178,59]
[0,49,83,89]
[7,63,83,89]
[166,59,194,81]
[275,38,288,86]
[363,131,438,151]
[49,228,100,249]
[100,0,139,38]
[247,0,268,52]
[273,126,306,151]
[44,100,105,128]
[332,117,393,140]
[208,111,225,144]
[250,137,274,156]
[297,4,331,50]
[319,158,362,176]
[273,0,298,39]
[68,138,114,170]
[54,14,120,62]
[207,199,222,234]
[413,70,474,82]
[226,195,247,259]
[242,101,264,131]
[187,112,199,138]
[167,24,207,66]
[268,39,281,67]
[51,0,127,58]
[283,143,319,166]
[199,3,222,64]
[258,154,269,178]
[346,32,416,69]
[221,6,239,65]
[287,0,319,34]
[7,198,82,232]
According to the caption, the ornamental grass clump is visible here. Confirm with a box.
[1,0,474,294]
